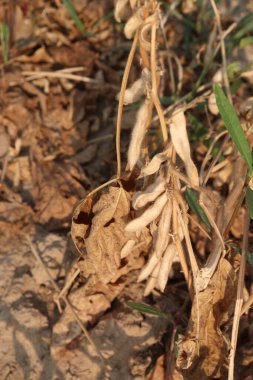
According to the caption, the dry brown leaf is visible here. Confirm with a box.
[48,42,98,72]
[72,185,151,285]
[146,355,165,380]
[34,162,84,229]
[71,196,93,255]
[17,46,54,63]
[0,127,10,158]
[92,186,130,230]
[52,281,124,354]
[14,5,33,41]
[177,259,237,379]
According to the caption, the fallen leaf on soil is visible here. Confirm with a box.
[176,258,237,379]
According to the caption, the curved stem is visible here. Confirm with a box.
[116,31,139,178]
[150,21,168,144]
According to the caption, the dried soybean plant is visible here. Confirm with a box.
[69,0,252,378]
[115,0,200,297]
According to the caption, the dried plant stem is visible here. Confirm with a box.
[141,98,154,160]
[200,130,227,184]
[198,173,246,291]
[116,30,139,178]
[199,195,225,252]
[176,203,198,276]
[150,22,168,143]
[209,0,232,103]
[228,212,250,380]
[174,199,200,351]
[172,199,193,298]
[159,11,176,94]
[23,71,101,84]
[152,22,236,125]
[139,42,150,69]
[204,134,231,185]
[88,178,118,198]
[187,213,211,240]
[57,267,80,301]
[24,234,104,361]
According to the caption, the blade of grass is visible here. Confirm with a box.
[126,301,169,320]
[0,22,10,63]
[240,36,253,48]
[247,252,253,266]
[62,0,85,35]
[185,187,212,231]
[214,83,253,171]
[246,186,253,219]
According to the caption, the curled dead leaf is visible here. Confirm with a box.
[71,196,93,255]
[177,259,237,379]
[71,184,151,286]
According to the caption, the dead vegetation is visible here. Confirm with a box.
[0,0,253,379]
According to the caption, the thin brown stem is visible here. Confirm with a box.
[228,211,250,380]
[209,0,232,103]
[150,21,168,143]
[116,31,139,178]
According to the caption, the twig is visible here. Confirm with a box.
[150,20,168,143]
[200,130,227,184]
[172,198,193,298]
[23,71,101,84]
[202,134,230,186]
[116,30,139,178]
[199,194,225,252]
[159,10,176,93]
[209,0,232,103]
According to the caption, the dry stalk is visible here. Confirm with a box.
[209,0,232,103]
[228,211,250,380]
[150,21,168,143]
[116,30,139,177]
[199,130,227,184]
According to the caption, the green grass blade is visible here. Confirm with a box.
[240,36,253,48]
[126,301,169,319]
[0,22,9,63]
[214,84,253,171]
[62,0,85,34]
[185,187,212,231]
[247,252,253,266]
[246,186,253,219]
